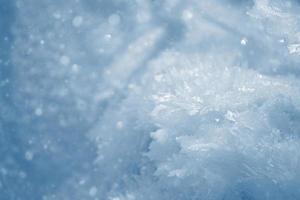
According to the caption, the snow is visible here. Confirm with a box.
[240,37,248,46]
[35,108,43,116]
[89,186,98,197]
[288,43,300,54]
[116,121,124,130]
[1,0,300,199]
[60,55,71,66]
[182,9,194,21]
[72,16,83,27]
[108,14,121,26]
[25,151,34,161]
[150,129,169,144]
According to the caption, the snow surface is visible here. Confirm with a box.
[1,0,300,199]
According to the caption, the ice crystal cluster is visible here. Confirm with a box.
[1,0,300,199]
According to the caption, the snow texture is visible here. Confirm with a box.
[1,0,300,199]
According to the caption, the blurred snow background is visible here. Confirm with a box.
[1,0,300,199]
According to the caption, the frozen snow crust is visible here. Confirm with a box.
[2,0,300,199]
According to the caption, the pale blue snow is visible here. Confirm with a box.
[1,0,300,199]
